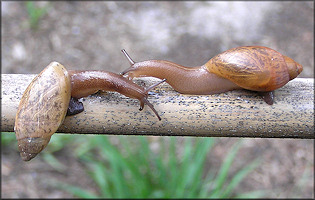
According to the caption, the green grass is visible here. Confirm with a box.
[25,1,50,30]
[55,136,264,198]
[1,132,17,145]
[1,133,265,198]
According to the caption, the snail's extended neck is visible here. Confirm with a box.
[69,70,144,99]
[128,60,241,94]
[68,70,162,120]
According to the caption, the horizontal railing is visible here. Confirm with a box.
[1,74,314,139]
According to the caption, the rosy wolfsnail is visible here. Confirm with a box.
[121,46,303,105]
[14,62,165,161]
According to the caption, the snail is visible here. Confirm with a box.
[120,46,303,105]
[15,62,165,161]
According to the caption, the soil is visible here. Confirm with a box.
[1,1,314,198]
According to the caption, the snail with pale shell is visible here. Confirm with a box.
[15,62,165,161]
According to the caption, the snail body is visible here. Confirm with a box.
[121,46,303,104]
[15,62,164,161]
[68,70,164,119]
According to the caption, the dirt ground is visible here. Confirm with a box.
[1,1,314,198]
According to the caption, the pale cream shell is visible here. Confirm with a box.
[14,62,71,161]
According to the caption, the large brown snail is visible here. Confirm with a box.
[15,62,165,161]
[121,46,303,105]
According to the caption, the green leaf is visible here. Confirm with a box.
[42,152,67,172]
[221,158,261,197]
[1,132,16,146]
[210,140,243,198]
[52,136,264,199]
[60,184,98,198]
[25,1,49,30]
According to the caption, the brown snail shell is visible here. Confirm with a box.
[204,46,303,92]
[14,62,71,161]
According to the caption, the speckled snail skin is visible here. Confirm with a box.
[121,46,303,105]
[15,62,165,161]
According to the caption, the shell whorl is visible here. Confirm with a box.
[14,62,71,161]
[204,46,303,92]
[17,137,51,161]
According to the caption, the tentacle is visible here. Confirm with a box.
[139,79,166,121]
[144,79,167,93]
[140,97,161,121]
[120,49,135,76]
